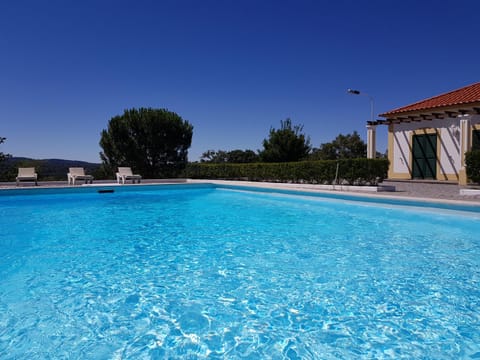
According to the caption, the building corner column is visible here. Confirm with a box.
[366,123,376,159]
[387,124,395,179]
[459,115,471,185]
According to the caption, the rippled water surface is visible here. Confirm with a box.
[1,185,480,359]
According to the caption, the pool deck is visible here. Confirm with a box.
[190,179,480,205]
[2,178,479,206]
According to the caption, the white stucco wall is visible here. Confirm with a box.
[471,114,480,127]
[392,122,412,174]
[439,118,461,176]
[392,117,461,176]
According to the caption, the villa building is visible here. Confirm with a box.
[367,82,480,185]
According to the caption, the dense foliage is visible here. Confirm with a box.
[310,131,367,160]
[0,137,10,163]
[100,108,193,178]
[200,149,259,163]
[465,150,480,183]
[259,118,311,162]
[187,158,389,185]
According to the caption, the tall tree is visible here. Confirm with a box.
[200,149,259,163]
[0,137,12,181]
[226,149,259,163]
[310,131,367,160]
[200,150,229,163]
[259,118,311,162]
[0,137,11,163]
[100,108,193,178]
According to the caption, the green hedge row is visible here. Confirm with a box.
[187,158,389,185]
[466,150,480,183]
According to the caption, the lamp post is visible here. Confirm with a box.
[347,88,376,159]
[347,88,374,123]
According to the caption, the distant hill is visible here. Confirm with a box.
[0,157,105,181]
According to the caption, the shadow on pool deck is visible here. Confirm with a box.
[378,179,480,202]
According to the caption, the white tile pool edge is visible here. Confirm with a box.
[460,188,480,196]
[189,179,480,208]
[1,179,479,209]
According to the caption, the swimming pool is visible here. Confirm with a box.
[1,184,479,359]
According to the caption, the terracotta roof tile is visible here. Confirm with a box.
[380,82,480,117]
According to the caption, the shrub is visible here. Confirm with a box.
[465,150,480,183]
[186,158,389,185]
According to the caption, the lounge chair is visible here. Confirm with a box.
[16,167,38,186]
[67,167,94,185]
[116,167,142,184]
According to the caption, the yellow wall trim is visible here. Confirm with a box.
[440,173,460,181]
[387,125,395,178]
[388,172,411,180]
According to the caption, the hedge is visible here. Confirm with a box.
[186,158,389,185]
[465,150,480,183]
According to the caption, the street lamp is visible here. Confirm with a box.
[347,88,375,123]
[348,88,377,159]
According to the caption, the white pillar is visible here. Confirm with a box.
[459,115,471,185]
[366,124,377,159]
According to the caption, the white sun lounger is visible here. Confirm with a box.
[116,167,142,184]
[16,167,38,186]
[67,167,94,185]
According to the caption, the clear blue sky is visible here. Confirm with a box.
[1,0,479,163]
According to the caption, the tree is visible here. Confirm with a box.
[200,150,229,163]
[0,137,12,181]
[100,108,193,178]
[310,131,367,160]
[259,118,311,162]
[0,137,11,163]
[226,149,259,163]
[200,149,259,163]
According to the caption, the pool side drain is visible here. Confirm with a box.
[98,189,115,193]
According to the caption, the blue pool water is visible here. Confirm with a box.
[1,184,480,359]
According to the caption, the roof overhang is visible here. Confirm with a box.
[370,102,480,126]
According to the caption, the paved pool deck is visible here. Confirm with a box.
[190,179,480,205]
[380,180,480,202]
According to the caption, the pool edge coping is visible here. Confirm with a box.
[1,178,479,210]
[187,179,480,209]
